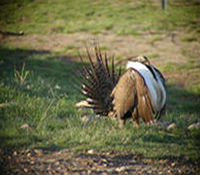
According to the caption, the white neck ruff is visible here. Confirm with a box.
[126,61,166,112]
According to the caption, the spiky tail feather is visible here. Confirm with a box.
[79,47,121,116]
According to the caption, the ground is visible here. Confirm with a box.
[0,31,200,174]
[1,149,199,174]
[1,30,199,87]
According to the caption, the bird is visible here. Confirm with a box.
[79,47,167,128]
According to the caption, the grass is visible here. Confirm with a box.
[0,0,199,35]
[0,0,200,162]
[0,46,79,148]
[0,45,199,161]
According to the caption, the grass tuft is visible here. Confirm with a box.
[14,62,29,87]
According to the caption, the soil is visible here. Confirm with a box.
[1,30,200,87]
[0,31,200,174]
[0,149,199,174]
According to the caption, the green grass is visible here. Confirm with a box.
[0,45,199,161]
[0,0,200,162]
[0,0,199,35]
[0,46,79,148]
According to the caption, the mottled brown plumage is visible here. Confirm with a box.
[111,68,154,128]
[79,47,167,128]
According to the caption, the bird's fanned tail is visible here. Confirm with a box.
[80,47,121,116]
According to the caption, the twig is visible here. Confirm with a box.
[0,102,16,108]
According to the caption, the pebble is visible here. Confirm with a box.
[101,158,107,163]
[81,115,96,123]
[171,162,176,167]
[30,160,35,164]
[20,123,31,129]
[167,169,171,174]
[75,100,90,107]
[167,123,176,130]
[115,166,126,172]
[55,84,61,90]
[33,149,43,156]
[101,172,109,175]
[54,161,60,166]
[188,122,200,130]
[23,168,28,173]
[27,152,32,157]
[87,149,94,154]
[159,159,167,164]
[13,151,17,156]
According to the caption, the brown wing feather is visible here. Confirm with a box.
[111,68,154,124]
[111,69,137,119]
[134,71,154,123]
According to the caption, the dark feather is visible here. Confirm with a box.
[79,47,121,115]
[78,48,166,128]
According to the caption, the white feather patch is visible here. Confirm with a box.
[126,61,165,112]
[150,65,167,109]
[82,90,87,95]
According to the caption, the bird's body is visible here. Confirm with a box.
[126,61,166,115]
[79,47,167,128]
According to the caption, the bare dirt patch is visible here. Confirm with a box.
[0,149,199,174]
[1,30,199,87]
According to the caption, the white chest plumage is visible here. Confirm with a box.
[126,61,166,113]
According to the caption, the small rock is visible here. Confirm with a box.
[33,149,43,156]
[81,115,96,123]
[171,162,176,167]
[27,152,32,157]
[167,169,171,174]
[159,159,167,164]
[54,161,60,166]
[101,158,107,163]
[87,149,94,154]
[23,168,28,173]
[115,166,126,172]
[178,169,182,173]
[101,172,108,175]
[13,151,17,156]
[30,160,35,164]
[55,84,61,90]
[167,123,176,130]
[75,100,91,107]
[20,123,31,129]
[188,122,200,130]
[56,166,61,171]
[87,170,92,174]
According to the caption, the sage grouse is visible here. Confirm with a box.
[79,47,167,128]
